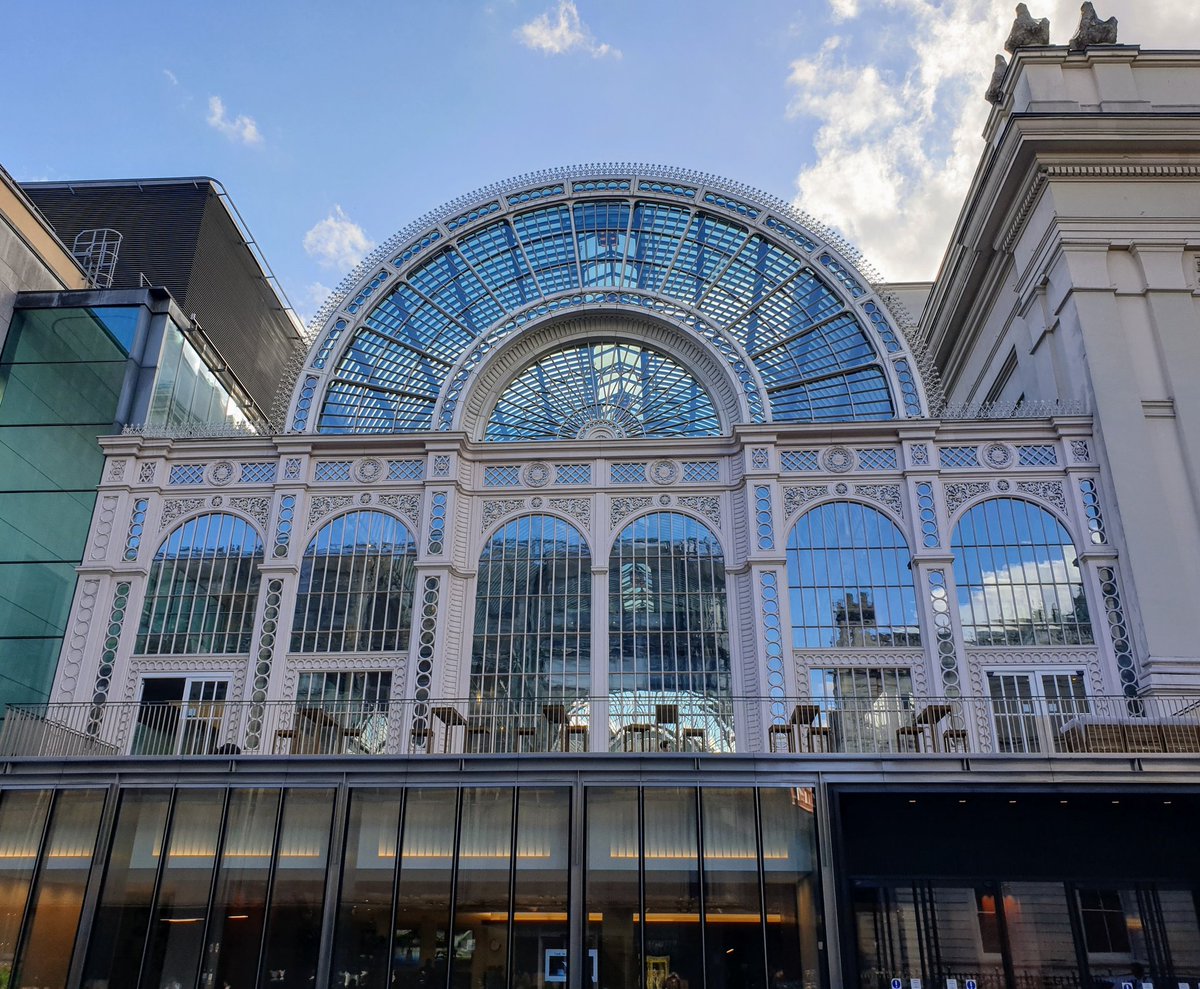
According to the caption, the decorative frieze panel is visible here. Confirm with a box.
[548,497,592,528]
[944,481,991,516]
[138,461,156,484]
[379,493,421,530]
[159,497,205,532]
[783,485,828,519]
[482,499,524,530]
[678,495,721,528]
[611,496,653,527]
[230,496,271,531]
[853,484,903,518]
[308,494,355,528]
[1015,480,1067,515]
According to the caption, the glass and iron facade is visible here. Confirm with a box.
[10,165,1199,988]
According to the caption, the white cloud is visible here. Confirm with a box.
[303,207,374,271]
[296,281,334,326]
[517,1,620,58]
[163,69,178,86]
[206,95,263,146]
[786,1,1200,282]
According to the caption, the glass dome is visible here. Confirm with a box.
[291,166,929,434]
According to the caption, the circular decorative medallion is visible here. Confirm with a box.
[359,493,372,504]
[984,443,1013,469]
[823,447,854,473]
[355,457,385,483]
[531,496,543,508]
[658,494,671,506]
[650,460,679,485]
[208,461,235,485]
[997,479,1010,491]
[835,483,849,495]
[523,462,551,487]
[211,495,223,507]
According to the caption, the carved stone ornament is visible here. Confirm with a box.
[1070,439,1091,463]
[823,446,854,473]
[650,460,679,485]
[784,485,828,519]
[160,497,204,531]
[910,443,930,467]
[985,53,1009,104]
[983,442,1013,469]
[355,457,385,483]
[138,461,156,484]
[611,496,653,527]
[1068,2,1117,52]
[378,493,420,529]
[432,454,451,478]
[678,495,720,528]
[107,458,127,482]
[1005,4,1050,53]
[230,496,271,530]
[308,494,355,527]
[854,484,904,518]
[945,481,991,516]
[548,497,592,528]
[283,457,303,480]
[1016,480,1067,515]
[208,460,235,486]
[523,462,551,487]
[482,499,524,530]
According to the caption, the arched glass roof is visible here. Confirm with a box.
[292,166,929,434]
[486,341,720,441]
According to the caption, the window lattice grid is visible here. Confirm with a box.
[238,462,277,484]
[406,247,503,334]
[682,461,720,483]
[938,446,979,469]
[168,464,205,485]
[661,212,749,303]
[951,497,1093,646]
[454,220,541,311]
[485,341,721,442]
[780,451,820,472]
[290,510,419,652]
[628,202,692,293]
[736,270,845,357]
[471,514,592,704]
[573,201,634,289]
[786,501,921,649]
[136,513,264,655]
[295,670,392,707]
[314,461,352,482]
[510,205,580,296]
[555,464,592,485]
[856,448,898,471]
[1016,444,1058,467]
[769,365,895,423]
[388,459,424,481]
[483,466,521,487]
[696,234,803,325]
[608,512,731,696]
[610,463,647,484]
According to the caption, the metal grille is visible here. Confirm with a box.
[608,511,731,696]
[938,446,979,469]
[610,463,647,484]
[483,466,521,487]
[682,461,720,483]
[856,448,898,471]
[136,513,263,654]
[472,514,591,708]
[291,510,418,652]
[388,459,424,481]
[314,461,352,482]
[780,451,820,472]
[70,227,122,288]
[168,464,205,485]
[1017,444,1058,467]
[239,462,277,484]
[555,464,592,485]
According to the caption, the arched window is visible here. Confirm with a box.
[471,515,591,703]
[136,513,263,654]
[951,498,1093,646]
[291,511,418,652]
[786,501,920,648]
[608,512,730,696]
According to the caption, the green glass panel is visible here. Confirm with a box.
[0,491,96,562]
[0,424,107,490]
[0,562,77,636]
[1,307,135,364]
[0,360,126,425]
[0,639,62,705]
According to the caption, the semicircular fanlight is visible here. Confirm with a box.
[484,341,721,441]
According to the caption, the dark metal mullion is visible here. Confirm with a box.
[190,786,234,989]
[444,787,465,989]
[315,784,352,989]
[694,787,708,989]
[253,788,288,989]
[763,360,885,394]
[383,789,408,989]
[133,786,180,989]
[638,788,646,989]
[65,783,124,989]
[991,877,1019,989]
[568,784,584,989]
[753,790,770,989]
[9,788,65,989]
[505,789,519,989]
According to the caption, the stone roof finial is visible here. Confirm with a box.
[1068,2,1118,52]
[985,54,1009,104]
[1005,4,1050,53]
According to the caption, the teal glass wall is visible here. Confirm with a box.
[144,319,250,430]
[0,306,138,708]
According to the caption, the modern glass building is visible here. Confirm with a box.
[2,41,1200,989]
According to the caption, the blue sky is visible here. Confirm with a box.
[4,1,1194,322]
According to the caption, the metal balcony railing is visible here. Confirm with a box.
[1,694,1198,759]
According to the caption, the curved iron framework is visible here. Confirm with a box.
[289,166,932,435]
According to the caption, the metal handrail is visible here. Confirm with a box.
[1,694,1198,759]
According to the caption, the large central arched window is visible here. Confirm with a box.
[608,512,730,696]
[786,501,920,648]
[951,498,1092,646]
[471,514,591,702]
[291,511,418,652]
[137,513,263,654]
[485,341,721,441]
